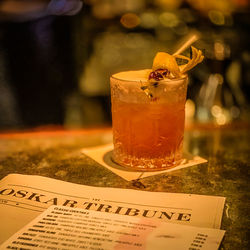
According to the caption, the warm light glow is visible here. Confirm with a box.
[208,10,225,25]
[185,99,195,119]
[155,0,183,10]
[216,114,226,125]
[140,12,159,28]
[120,13,140,29]
[159,12,179,27]
[214,73,224,85]
[92,2,114,19]
[211,105,222,117]
[214,41,225,60]
[197,107,210,122]
[211,106,231,125]
[186,0,234,14]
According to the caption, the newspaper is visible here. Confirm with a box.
[0,205,225,250]
[0,174,225,245]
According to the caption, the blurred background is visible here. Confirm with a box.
[0,0,249,130]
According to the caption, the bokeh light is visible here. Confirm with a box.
[185,99,196,121]
[120,13,140,29]
[159,12,179,28]
[214,41,225,60]
[208,10,225,25]
[211,105,222,118]
[140,11,159,28]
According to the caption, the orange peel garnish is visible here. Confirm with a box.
[142,46,204,100]
[178,46,204,74]
[151,46,204,80]
[152,52,181,78]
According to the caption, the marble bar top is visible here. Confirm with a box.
[0,126,249,249]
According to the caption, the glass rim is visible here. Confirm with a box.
[110,74,188,84]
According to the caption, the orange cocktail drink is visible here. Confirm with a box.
[111,71,188,170]
[110,46,203,171]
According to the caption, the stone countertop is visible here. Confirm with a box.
[0,126,249,249]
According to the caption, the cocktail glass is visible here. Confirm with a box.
[110,72,188,171]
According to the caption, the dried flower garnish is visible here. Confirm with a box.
[148,69,170,82]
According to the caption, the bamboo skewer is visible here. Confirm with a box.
[173,32,200,56]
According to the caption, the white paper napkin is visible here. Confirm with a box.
[82,144,207,181]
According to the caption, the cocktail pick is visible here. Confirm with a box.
[173,31,201,56]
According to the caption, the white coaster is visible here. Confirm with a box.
[82,144,207,181]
